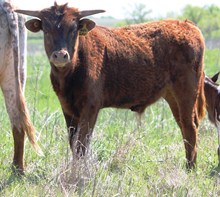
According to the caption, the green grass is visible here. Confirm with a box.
[0,49,220,196]
[204,48,220,74]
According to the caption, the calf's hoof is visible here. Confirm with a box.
[186,160,196,171]
[11,164,25,176]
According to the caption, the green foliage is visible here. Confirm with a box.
[123,3,152,25]
[204,48,220,74]
[180,5,205,24]
[180,5,220,41]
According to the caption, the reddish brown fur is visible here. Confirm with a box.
[18,3,206,169]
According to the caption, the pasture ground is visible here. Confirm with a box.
[0,45,220,196]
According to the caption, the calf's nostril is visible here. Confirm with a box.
[51,50,70,64]
[64,53,68,59]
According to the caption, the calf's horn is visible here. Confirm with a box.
[15,9,105,19]
[15,10,41,18]
[79,10,105,18]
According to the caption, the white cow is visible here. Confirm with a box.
[0,0,42,174]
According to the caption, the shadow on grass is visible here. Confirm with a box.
[0,167,47,194]
[209,163,220,177]
[0,172,22,193]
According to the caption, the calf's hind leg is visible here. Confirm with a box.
[164,92,196,168]
[165,74,201,169]
[174,85,200,169]
[164,92,181,129]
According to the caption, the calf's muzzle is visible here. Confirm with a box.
[50,49,70,67]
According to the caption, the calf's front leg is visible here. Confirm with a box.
[65,105,99,158]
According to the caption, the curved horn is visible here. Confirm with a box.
[79,10,105,18]
[15,9,41,18]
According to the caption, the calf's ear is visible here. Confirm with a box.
[78,19,96,36]
[211,72,220,83]
[25,19,42,32]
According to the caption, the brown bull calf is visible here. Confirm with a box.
[16,2,206,169]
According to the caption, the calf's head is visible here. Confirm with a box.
[204,72,220,94]
[15,2,105,68]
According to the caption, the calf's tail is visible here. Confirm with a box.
[197,72,206,121]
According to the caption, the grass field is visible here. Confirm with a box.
[0,46,220,196]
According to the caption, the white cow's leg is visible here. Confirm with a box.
[0,16,26,172]
[0,3,38,174]
[1,56,26,173]
[0,5,25,173]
